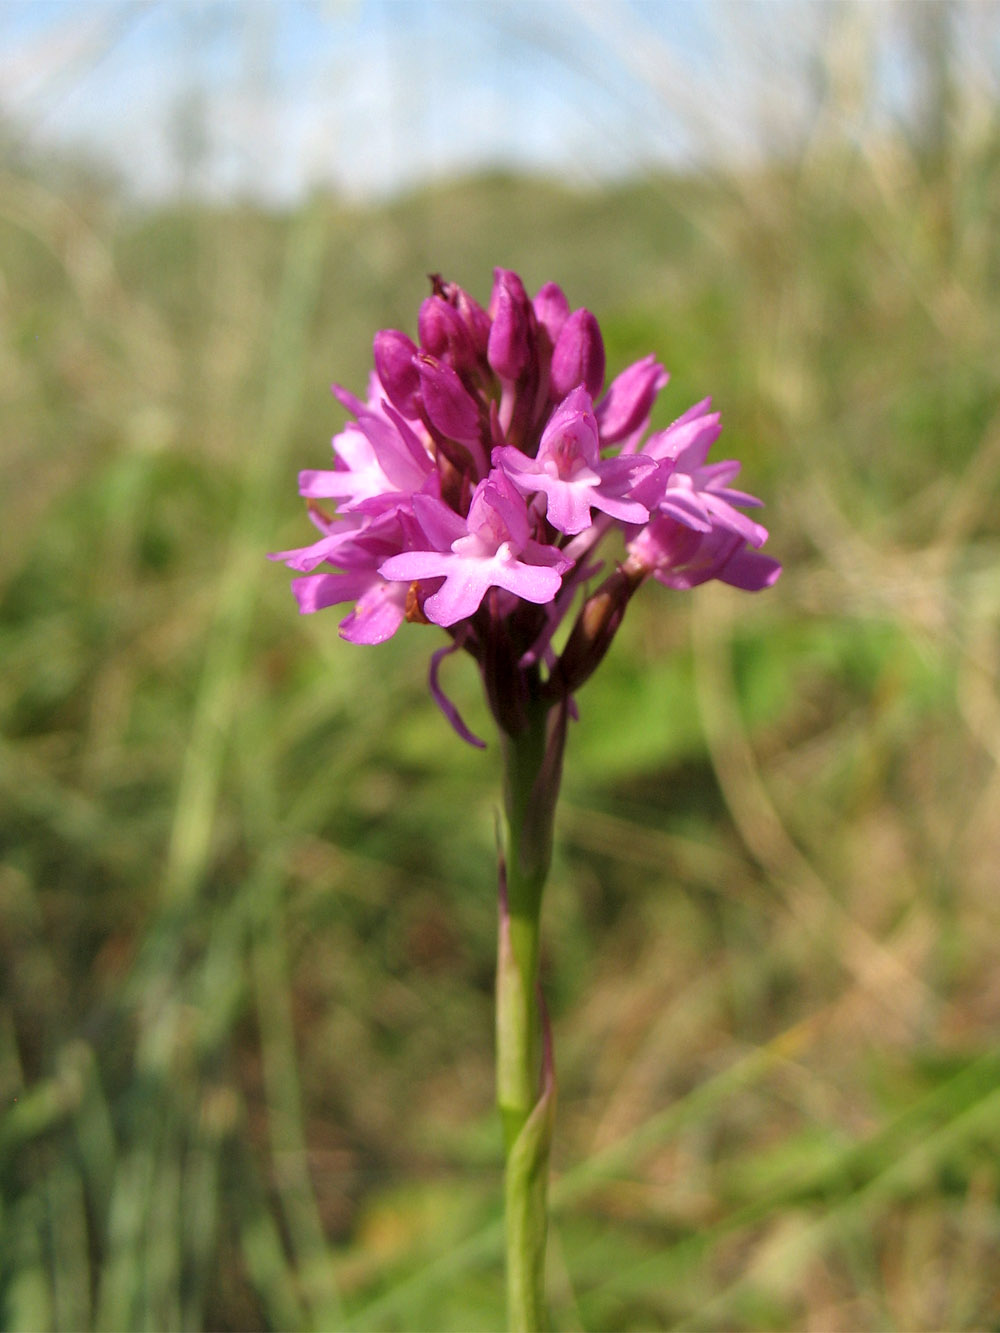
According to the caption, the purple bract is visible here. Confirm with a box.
[272,270,780,743]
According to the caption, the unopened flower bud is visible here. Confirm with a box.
[418,296,477,372]
[487,268,534,381]
[549,308,606,400]
[533,281,571,347]
[431,274,492,356]
[416,353,483,445]
[596,355,669,445]
[373,330,421,417]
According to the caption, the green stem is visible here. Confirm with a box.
[496,699,566,1332]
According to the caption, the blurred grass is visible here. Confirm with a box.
[3,46,1000,1331]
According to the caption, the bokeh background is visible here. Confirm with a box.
[3,2,1000,1329]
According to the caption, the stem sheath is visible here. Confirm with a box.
[496,700,566,1331]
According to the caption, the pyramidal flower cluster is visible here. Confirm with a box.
[273,270,780,744]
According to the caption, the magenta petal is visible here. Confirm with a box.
[270,532,352,572]
[709,482,764,508]
[410,493,468,550]
[700,494,769,546]
[339,581,407,643]
[291,571,371,614]
[298,468,357,499]
[332,384,367,417]
[378,550,452,584]
[627,515,703,572]
[695,459,743,488]
[542,479,601,536]
[471,471,531,550]
[422,555,563,626]
[419,564,491,625]
[656,493,715,532]
[644,409,722,463]
[493,559,565,603]
[718,550,782,591]
[357,410,433,494]
[588,489,649,525]
[379,402,435,474]
[538,385,601,467]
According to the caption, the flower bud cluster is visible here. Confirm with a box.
[273,270,780,742]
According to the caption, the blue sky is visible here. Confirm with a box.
[2,2,993,203]
[0,0,715,200]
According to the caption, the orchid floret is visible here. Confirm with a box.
[379,474,569,627]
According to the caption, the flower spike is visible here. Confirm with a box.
[273,270,779,742]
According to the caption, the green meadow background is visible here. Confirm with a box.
[3,12,1000,1331]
